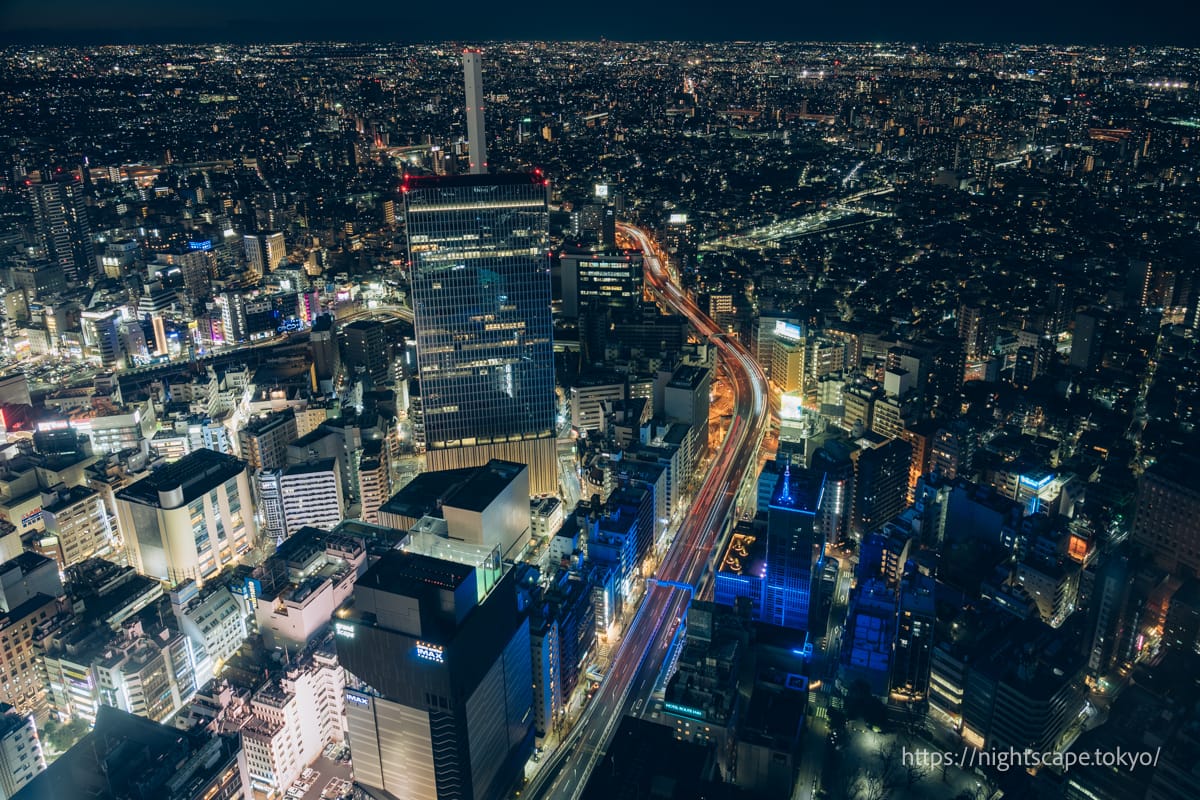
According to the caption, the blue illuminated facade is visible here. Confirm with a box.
[765,464,825,631]
[714,523,768,618]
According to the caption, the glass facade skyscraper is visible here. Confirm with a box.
[765,464,825,631]
[403,172,557,495]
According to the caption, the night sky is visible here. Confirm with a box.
[0,0,1196,46]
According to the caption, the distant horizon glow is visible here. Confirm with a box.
[1,1,1194,47]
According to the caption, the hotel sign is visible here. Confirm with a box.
[665,701,704,719]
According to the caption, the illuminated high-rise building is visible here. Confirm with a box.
[153,249,215,304]
[811,444,854,546]
[336,551,533,800]
[28,177,95,286]
[891,571,936,703]
[0,706,45,797]
[79,309,124,369]
[764,464,824,631]
[851,436,912,536]
[750,315,801,380]
[340,319,392,386]
[237,409,298,472]
[115,448,257,587]
[462,50,488,175]
[559,246,643,319]
[243,231,287,275]
[403,172,556,495]
[957,302,992,360]
[772,339,805,393]
[1045,281,1073,337]
[560,244,643,362]
[258,459,345,542]
[402,49,554,494]
[1126,258,1153,308]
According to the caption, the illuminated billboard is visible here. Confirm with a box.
[774,320,803,342]
[668,213,689,224]
[780,392,806,421]
[416,641,444,663]
[594,183,609,198]
[1019,472,1054,490]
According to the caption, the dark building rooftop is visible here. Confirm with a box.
[666,364,708,391]
[378,466,477,521]
[442,460,526,513]
[0,705,30,737]
[944,613,1084,702]
[342,318,384,333]
[403,171,544,191]
[770,464,825,513]
[573,369,626,388]
[41,484,98,512]
[239,408,295,435]
[116,448,245,510]
[15,705,243,800]
[270,526,330,570]
[359,438,384,471]
[0,552,54,579]
[357,549,474,595]
[742,676,807,745]
[337,565,526,701]
[380,460,524,520]
[0,593,57,630]
[282,458,337,477]
[581,716,739,800]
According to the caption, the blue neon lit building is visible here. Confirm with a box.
[764,464,825,631]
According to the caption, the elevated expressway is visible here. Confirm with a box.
[526,224,768,799]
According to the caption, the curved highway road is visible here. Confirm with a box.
[526,224,768,800]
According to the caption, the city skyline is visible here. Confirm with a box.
[2,0,1199,47]
[0,29,1198,800]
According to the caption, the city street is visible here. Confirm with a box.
[520,223,769,800]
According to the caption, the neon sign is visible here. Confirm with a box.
[334,622,355,639]
[664,702,703,719]
[416,641,444,663]
[1019,473,1054,490]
